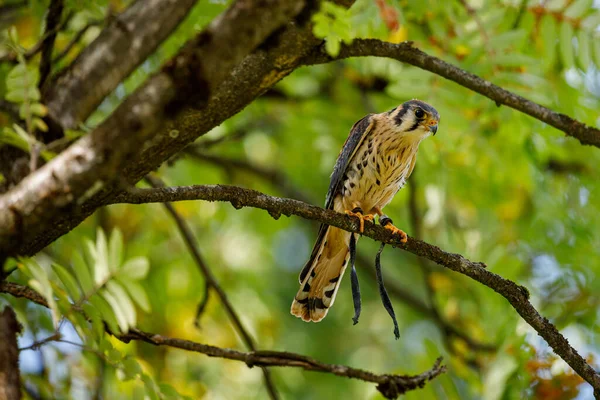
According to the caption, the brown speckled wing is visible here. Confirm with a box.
[298,114,374,284]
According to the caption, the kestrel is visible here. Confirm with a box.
[291,99,440,322]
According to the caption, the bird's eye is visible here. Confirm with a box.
[415,108,425,119]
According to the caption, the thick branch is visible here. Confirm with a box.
[42,0,199,130]
[0,0,304,256]
[0,307,21,400]
[110,184,600,391]
[0,1,347,257]
[302,39,600,148]
[0,282,445,399]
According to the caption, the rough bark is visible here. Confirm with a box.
[0,0,305,257]
[0,307,21,400]
[43,0,200,131]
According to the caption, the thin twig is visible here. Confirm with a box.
[144,175,280,400]
[107,184,600,391]
[39,0,65,90]
[0,11,72,64]
[0,282,446,399]
[52,20,103,64]
[457,0,489,44]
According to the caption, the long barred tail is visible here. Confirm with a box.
[290,226,355,322]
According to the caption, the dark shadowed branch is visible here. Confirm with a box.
[108,184,600,391]
[0,282,445,399]
[43,0,200,131]
[0,0,305,257]
[302,39,600,148]
[38,0,65,90]
[0,306,21,400]
[144,175,280,400]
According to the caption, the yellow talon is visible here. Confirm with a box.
[384,224,408,243]
[345,209,374,233]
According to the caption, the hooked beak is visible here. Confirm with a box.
[429,123,438,135]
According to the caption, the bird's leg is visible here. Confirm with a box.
[374,207,408,243]
[345,206,374,233]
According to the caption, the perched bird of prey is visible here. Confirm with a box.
[291,99,440,323]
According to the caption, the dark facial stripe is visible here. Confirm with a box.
[408,119,420,131]
[394,104,409,126]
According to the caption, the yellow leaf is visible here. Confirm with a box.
[455,44,471,58]
[387,26,408,44]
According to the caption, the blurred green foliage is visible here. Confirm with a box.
[1,0,600,399]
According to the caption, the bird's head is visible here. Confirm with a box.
[390,99,440,137]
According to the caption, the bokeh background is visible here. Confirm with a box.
[1,0,600,399]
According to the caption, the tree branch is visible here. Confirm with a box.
[0,0,305,257]
[0,306,21,400]
[0,0,348,257]
[302,39,600,148]
[42,0,200,131]
[38,0,65,90]
[144,176,280,400]
[0,282,445,399]
[107,184,600,391]
[121,329,446,399]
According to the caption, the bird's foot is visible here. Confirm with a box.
[345,207,374,233]
[379,215,408,243]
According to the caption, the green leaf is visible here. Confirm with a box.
[107,348,123,363]
[105,281,136,327]
[108,228,123,273]
[89,294,120,334]
[325,38,341,57]
[100,289,129,332]
[121,257,150,280]
[559,22,575,69]
[159,383,181,399]
[142,374,160,400]
[576,30,591,69]
[70,311,91,342]
[122,358,143,381]
[82,303,104,341]
[52,263,82,302]
[592,34,600,68]
[29,103,47,117]
[28,279,60,329]
[0,127,29,153]
[72,251,94,295]
[32,117,48,133]
[540,15,557,72]
[564,0,593,19]
[94,228,110,284]
[488,30,527,51]
[117,278,151,313]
